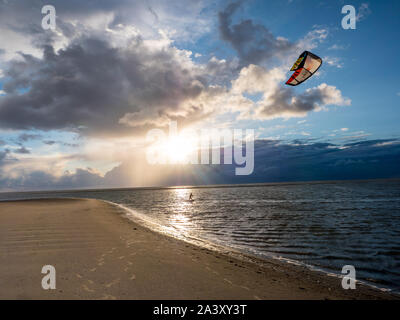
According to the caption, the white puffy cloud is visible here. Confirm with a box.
[0,0,214,61]
[226,64,351,120]
[324,56,344,69]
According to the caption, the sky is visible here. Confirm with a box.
[0,0,399,191]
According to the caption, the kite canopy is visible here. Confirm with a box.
[285,51,322,86]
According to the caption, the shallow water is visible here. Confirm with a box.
[1,180,400,291]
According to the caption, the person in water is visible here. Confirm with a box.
[189,193,193,201]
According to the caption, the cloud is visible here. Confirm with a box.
[18,133,42,142]
[356,3,371,22]
[373,140,400,147]
[0,149,9,161]
[323,56,344,69]
[0,1,349,138]
[14,146,31,154]
[43,140,57,145]
[218,1,293,66]
[0,167,105,191]
[256,83,350,119]
[0,31,216,135]
[231,64,284,95]
[328,44,347,51]
[0,23,341,135]
[229,64,351,120]
[63,142,80,148]
[0,0,213,61]
[293,28,328,59]
[1,138,399,191]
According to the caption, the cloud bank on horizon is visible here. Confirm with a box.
[0,0,399,190]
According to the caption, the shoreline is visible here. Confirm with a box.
[104,199,397,295]
[0,198,398,300]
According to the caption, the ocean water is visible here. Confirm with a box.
[1,180,400,292]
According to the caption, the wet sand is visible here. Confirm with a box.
[0,199,397,300]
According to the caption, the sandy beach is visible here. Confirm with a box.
[0,198,396,300]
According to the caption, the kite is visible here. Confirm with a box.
[285,51,322,86]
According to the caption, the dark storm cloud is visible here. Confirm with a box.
[2,138,399,191]
[220,139,400,183]
[108,138,400,186]
[0,34,209,135]
[56,168,105,188]
[0,168,105,191]
[218,1,293,66]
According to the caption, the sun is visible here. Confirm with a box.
[163,135,195,163]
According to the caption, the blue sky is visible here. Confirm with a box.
[0,0,399,190]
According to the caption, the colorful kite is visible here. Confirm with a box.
[285,51,322,86]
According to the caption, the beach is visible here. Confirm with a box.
[0,198,396,300]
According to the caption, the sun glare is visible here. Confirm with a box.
[163,135,196,163]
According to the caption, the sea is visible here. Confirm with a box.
[1,179,399,292]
